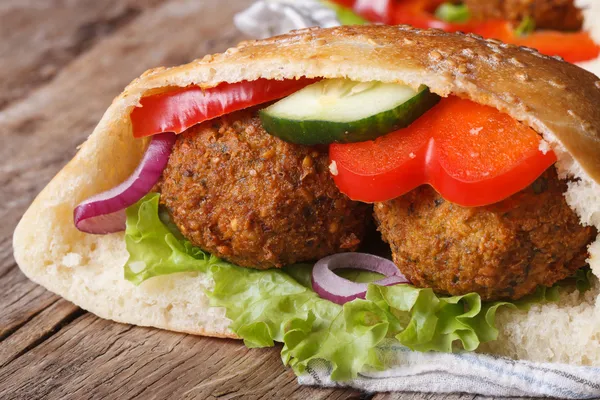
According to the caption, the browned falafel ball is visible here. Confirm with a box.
[463,0,583,32]
[374,168,596,301]
[159,109,371,269]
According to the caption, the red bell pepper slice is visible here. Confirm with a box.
[131,78,317,138]
[329,97,556,207]
[510,30,600,64]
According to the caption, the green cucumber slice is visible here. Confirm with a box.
[259,79,440,145]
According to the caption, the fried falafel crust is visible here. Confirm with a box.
[374,168,597,301]
[463,0,584,31]
[159,110,370,269]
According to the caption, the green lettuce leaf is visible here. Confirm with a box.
[434,2,471,23]
[321,1,368,25]
[124,193,233,284]
[123,194,591,381]
[209,263,388,379]
[515,16,536,37]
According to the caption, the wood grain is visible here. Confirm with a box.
[0,0,164,110]
[0,1,527,399]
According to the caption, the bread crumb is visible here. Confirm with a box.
[409,152,416,159]
[470,127,483,136]
[62,253,82,268]
[539,139,551,155]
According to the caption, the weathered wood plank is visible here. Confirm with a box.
[0,268,59,340]
[0,299,81,368]
[0,0,165,110]
[0,315,363,400]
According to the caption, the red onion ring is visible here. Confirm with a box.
[311,252,410,305]
[73,132,177,234]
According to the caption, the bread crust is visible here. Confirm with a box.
[12,25,600,363]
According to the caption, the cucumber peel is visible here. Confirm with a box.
[260,79,440,145]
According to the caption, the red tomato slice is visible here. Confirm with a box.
[131,78,316,138]
[330,97,557,207]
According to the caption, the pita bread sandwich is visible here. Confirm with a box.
[13,25,600,381]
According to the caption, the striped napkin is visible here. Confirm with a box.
[234,1,600,397]
[299,340,600,399]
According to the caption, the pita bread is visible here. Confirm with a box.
[13,25,600,364]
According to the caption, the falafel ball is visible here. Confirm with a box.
[159,109,371,269]
[463,0,583,32]
[374,168,596,301]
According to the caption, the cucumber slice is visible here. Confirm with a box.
[259,79,440,145]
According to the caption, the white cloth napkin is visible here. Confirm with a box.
[233,2,600,397]
[299,341,600,398]
[234,0,340,39]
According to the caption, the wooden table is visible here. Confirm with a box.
[0,1,529,399]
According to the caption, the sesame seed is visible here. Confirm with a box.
[516,72,529,82]
[509,57,525,67]
[549,79,566,89]
[490,54,502,63]
[429,50,443,61]
[504,93,517,104]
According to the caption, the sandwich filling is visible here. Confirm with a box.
[73,74,598,377]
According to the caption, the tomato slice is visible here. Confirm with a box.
[330,97,557,207]
[131,78,317,138]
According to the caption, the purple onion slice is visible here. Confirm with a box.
[74,132,176,234]
[311,252,409,305]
